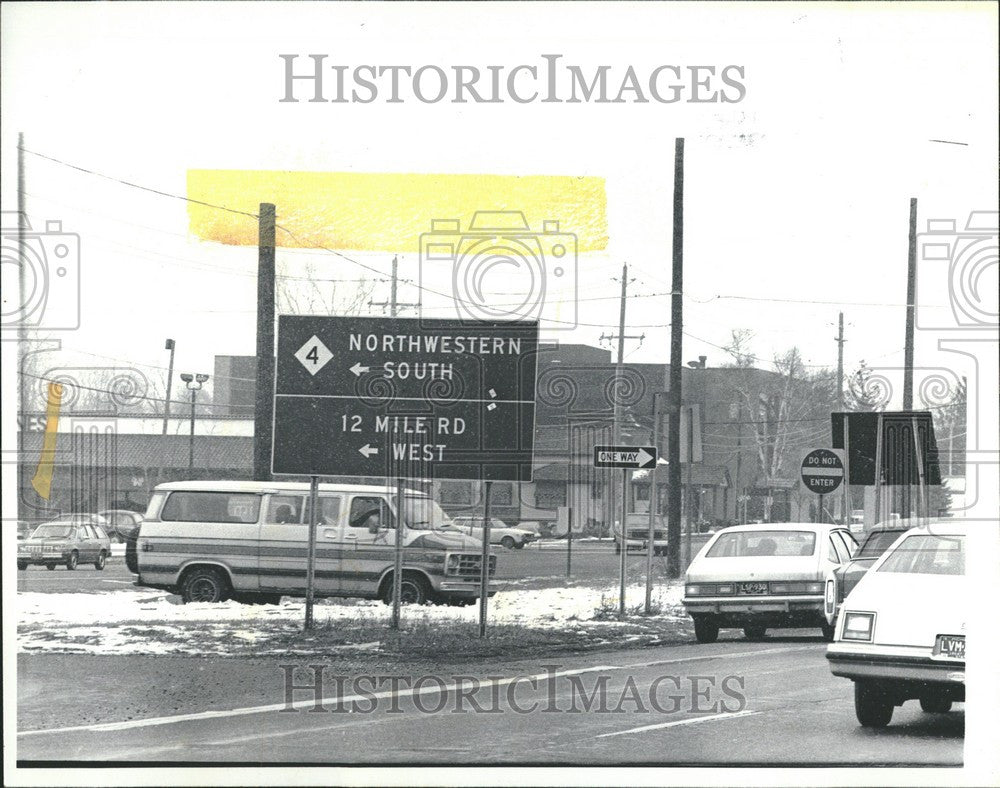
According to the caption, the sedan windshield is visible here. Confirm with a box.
[706,530,816,558]
[878,533,965,575]
[31,525,74,538]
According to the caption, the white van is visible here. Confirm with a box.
[129,480,495,606]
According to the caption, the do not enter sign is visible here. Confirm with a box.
[800,448,844,494]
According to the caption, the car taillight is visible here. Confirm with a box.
[842,611,875,641]
[825,580,836,615]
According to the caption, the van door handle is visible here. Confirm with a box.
[343,533,356,539]
[324,529,340,539]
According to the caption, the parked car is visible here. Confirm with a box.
[827,520,966,728]
[832,524,912,618]
[99,509,144,542]
[683,522,858,643]
[16,521,34,540]
[615,513,668,555]
[446,517,536,549]
[17,521,112,570]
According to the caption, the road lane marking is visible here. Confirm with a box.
[596,709,758,738]
[17,664,623,738]
[621,645,818,669]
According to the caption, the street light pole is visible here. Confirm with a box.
[180,373,209,474]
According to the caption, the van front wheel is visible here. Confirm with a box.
[382,573,430,606]
[181,567,230,603]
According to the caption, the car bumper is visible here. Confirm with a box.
[826,643,965,684]
[683,594,824,615]
[17,552,68,564]
[436,579,501,595]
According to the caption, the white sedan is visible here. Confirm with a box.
[826,520,966,728]
[683,523,858,643]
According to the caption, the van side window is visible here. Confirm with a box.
[161,492,261,523]
[266,496,305,524]
[311,497,342,526]
[348,496,394,530]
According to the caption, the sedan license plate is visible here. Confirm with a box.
[738,582,768,595]
[935,635,965,660]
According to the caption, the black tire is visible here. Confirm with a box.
[124,539,139,574]
[615,543,621,555]
[514,542,525,550]
[820,622,836,641]
[94,551,107,570]
[693,615,719,644]
[46,563,56,571]
[855,681,894,728]
[381,573,431,606]
[500,536,516,550]
[181,566,230,604]
[743,625,767,641]
[65,551,79,571]
[920,696,953,714]
[18,561,28,571]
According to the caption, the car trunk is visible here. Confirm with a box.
[689,554,821,582]
[848,571,966,648]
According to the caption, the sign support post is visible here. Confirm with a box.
[818,493,825,524]
[618,468,628,618]
[841,418,851,526]
[566,507,573,578]
[478,480,494,638]
[304,475,319,630]
[391,476,405,630]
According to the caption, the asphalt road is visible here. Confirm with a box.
[15,540,668,594]
[17,638,963,765]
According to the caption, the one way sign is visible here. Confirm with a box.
[593,445,658,469]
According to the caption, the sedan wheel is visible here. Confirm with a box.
[46,563,56,571]
[743,625,767,641]
[854,681,894,728]
[18,561,28,571]
[693,615,719,644]
[94,551,107,570]
[920,696,953,714]
[500,536,516,550]
[65,551,79,571]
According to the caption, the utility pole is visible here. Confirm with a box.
[370,256,420,317]
[667,138,685,578]
[162,339,176,435]
[599,265,645,617]
[903,198,917,410]
[835,313,846,411]
[253,203,276,481]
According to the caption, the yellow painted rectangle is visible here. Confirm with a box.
[186,170,607,252]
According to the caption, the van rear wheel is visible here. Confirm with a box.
[181,567,230,603]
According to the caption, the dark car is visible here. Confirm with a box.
[17,521,112,571]
[833,526,911,610]
[99,509,144,542]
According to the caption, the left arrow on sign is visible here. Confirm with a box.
[350,362,370,377]
[358,444,379,458]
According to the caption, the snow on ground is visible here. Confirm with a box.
[17,582,687,656]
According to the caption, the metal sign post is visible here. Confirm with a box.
[841,418,851,526]
[592,445,657,620]
[390,476,405,630]
[618,468,628,617]
[477,480,494,638]
[566,507,573,578]
[304,475,319,630]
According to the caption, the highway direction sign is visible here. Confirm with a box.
[593,445,658,469]
[272,315,538,481]
[800,448,844,494]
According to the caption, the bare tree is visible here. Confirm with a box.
[276,257,377,316]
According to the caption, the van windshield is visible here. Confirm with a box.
[395,495,453,531]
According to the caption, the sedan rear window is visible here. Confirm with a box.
[706,530,816,558]
[857,530,906,559]
[878,533,965,575]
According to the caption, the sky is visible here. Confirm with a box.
[1,2,997,414]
